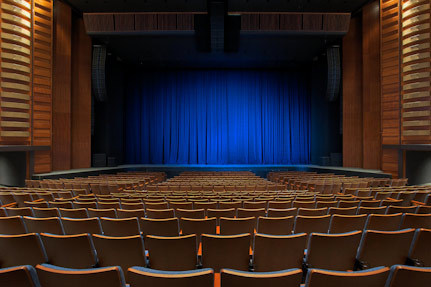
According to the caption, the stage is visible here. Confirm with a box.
[33,164,392,180]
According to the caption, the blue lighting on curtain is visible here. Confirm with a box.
[125,70,310,164]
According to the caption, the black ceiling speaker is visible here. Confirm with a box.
[92,45,107,102]
[326,46,341,102]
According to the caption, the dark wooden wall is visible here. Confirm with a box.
[343,0,382,171]
[71,18,92,169]
[343,17,364,168]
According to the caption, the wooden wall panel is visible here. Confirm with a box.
[71,18,91,169]
[52,1,71,171]
[114,13,134,31]
[260,14,279,30]
[32,0,52,173]
[363,0,382,169]
[401,0,431,143]
[279,14,302,30]
[343,17,364,167]
[380,0,402,177]
[0,0,33,145]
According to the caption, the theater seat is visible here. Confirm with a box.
[0,233,47,268]
[36,264,126,287]
[6,207,34,217]
[40,233,97,269]
[267,208,297,217]
[0,216,27,235]
[61,217,102,235]
[221,268,302,287]
[176,208,205,219]
[87,208,117,218]
[59,208,89,218]
[220,217,256,236]
[146,208,175,219]
[356,229,416,269]
[328,207,357,215]
[257,216,294,235]
[253,233,307,271]
[201,233,251,272]
[146,234,197,271]
[365,213,403,231]
[328,214,367,234]
[304,266,389,287]
[127,267,213,287]
[400,213,431,229]
[293,215,331,234]
[408,229,431,267]
[0,265,41,287]
[385,265,431,287]
[23,217,64,235]
[180,217,217,246]
[141,218,179,237]
[305,231,362,271]
[100,217,141,236]
[32,208,60,218]
[92,234,147,280]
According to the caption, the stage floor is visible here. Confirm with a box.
[33,164,392,180]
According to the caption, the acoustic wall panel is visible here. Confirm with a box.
[381,0,402,177]
[401,0,431,143]
[0,0,32,145]
[32,0,52,173]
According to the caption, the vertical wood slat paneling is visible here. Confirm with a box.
[381,0,401,177]
[71,18,91,169]
[33,0,52,173]
[343,17,364,168]
[0,0,33,145]
[52,1,71,171]
[363,0,382,170]
[401,0,431,143]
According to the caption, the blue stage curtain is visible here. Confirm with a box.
[125,70,310,164]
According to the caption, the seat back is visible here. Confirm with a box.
[87,208,117,218]
[0,216,27,235]
[32,208,60,218]
[253,233,307,271]
[304,266,389,287]
[298,208,328,216]
[100,217,141,236]
[127,267,213,287]
[268,201,292,209]
[146,209,175,219]
[257,216,294,235]
[386,265,431,287]
[293,215,331,234]
[36,264,126,287]
[305,231,362,271]
[59,208,89,218]
[0,233,47,268]
[386,206,417,214]
[219,217,256,236]
[357,206,386,215]
[40,233,97,269]
[23,217,64,235]
[146,234,197,271]
[61,217,102,235]
[356,229,416,269]
[0,265,40,287]
[141,218,179,237]
[180,217,217,246]
[176,208,205,219]
[201,233,251,272]
[237,208,266,219]
[221,268,302,287]
[92,234,147,280]
[267,208,297,217]
[401,214,431,229]
[116,209,145,219]
[6,207,34,217]
[328,214,367,234]
[328,207,357,215]
[408,228,431,267]
[365,213,403,231]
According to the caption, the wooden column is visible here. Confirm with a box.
[363,0,382,169]
[52,0,71,171]
[33,0,53,173]
[71,18,92,169]
[343,17,364,167]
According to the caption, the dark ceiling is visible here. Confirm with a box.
[65,0,371,13]
[96,32,340,68]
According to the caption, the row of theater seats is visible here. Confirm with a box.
[1,211,431,237]
[0,228,429,273]
[2,264,430,287]
[0,229,430,285]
